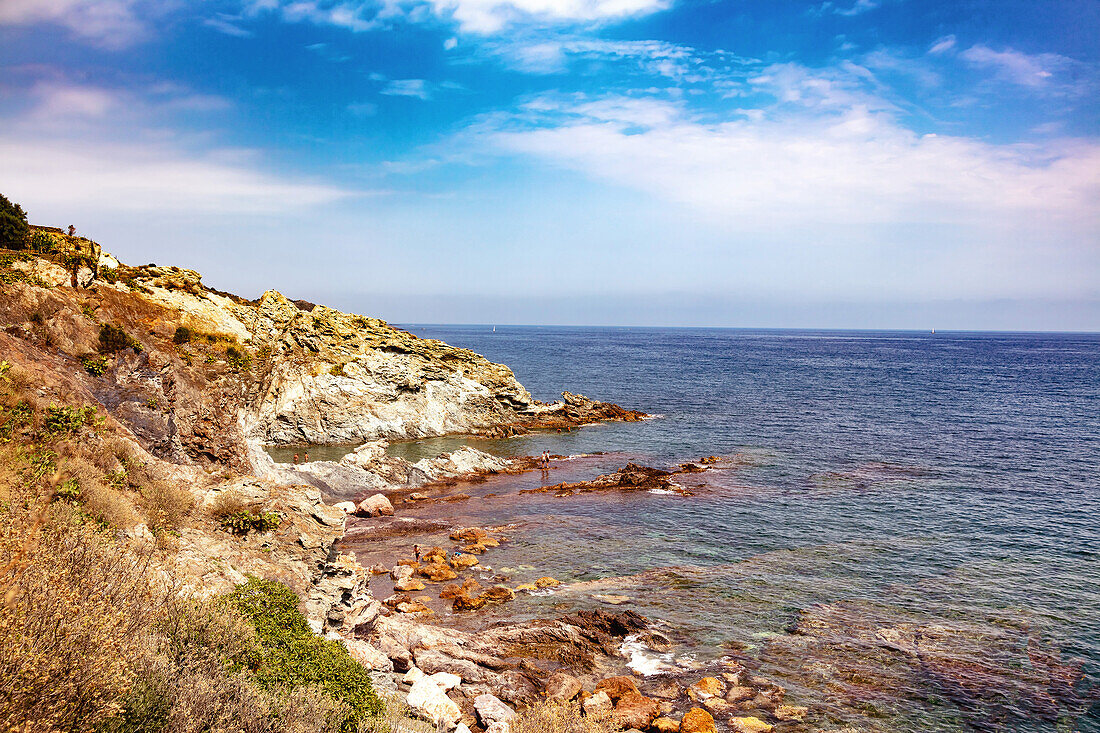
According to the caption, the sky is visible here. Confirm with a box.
[1,0,1098,330]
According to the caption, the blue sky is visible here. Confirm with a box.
[1,0,1098,329]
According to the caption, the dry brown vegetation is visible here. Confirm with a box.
[0,361,383,733]
[508,700,623,733]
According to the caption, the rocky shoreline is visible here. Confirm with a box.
[271,437,812,733]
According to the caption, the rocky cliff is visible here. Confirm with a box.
[2,244,643,474]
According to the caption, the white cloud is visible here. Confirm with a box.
[0,0,145,48]
[484,36,698,76]
[204,14,255,37]
[480,95,1100,231]
[380,79,433,99]
[960,45,1064,88]
[1,137,352,214]
[426,0,669,33]
[928,35,956,55]
[815,0,879,17]
[242,0,668,35]
[0,81,351,215]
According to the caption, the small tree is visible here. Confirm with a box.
[0,194,29,248]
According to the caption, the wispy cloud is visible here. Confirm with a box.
[928,35,956,55]
[0,0,146,48]
[204,13,255,38]
[240,0,670,35]
[2,137,352,213]
[959,44,1067,89]
[380,78,433,99]
[814,0,880,17]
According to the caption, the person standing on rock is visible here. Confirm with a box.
[304,452,309,462]
[67,224,76,237]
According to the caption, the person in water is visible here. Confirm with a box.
[293,453,299,463]
[304,452,309,462]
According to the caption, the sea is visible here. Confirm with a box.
[343,326,1100,732]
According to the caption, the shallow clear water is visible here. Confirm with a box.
[378,326,1100,732]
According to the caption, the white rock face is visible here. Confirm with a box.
[473,693,516,727]
[403,667,425,685]
[333,501,356,514]
[414,447,509,480]
[406,677,462,728]
[343,638,393,672]
[428,672,462,691]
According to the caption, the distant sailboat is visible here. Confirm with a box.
[492,325,496,332]
[931,328,935,334]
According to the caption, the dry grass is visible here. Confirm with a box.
[0,505,158,733]
[508,700,622,733]
[141,479,195,533]
[359,694,436,733]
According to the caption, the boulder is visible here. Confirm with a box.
[343,638,393,672]
[583,691,613,716]
[680,707,716,733]
[486,724,509,733]
[395,600,432,615]
[688,677,724,700]
[419,562,458,582]
[730,717,773,733]
[333,501,356,513]
[450,553,479,570]
[543,671,582,701]
[403,667,425,685]
[394,577,427,592]
[480,586,515,604]
[652,717,681,732]
[452,592,487,612]
[406,677,462,728]
[534,576,560,588]
[473,693,516,727]
[428,672,462,691]
[596,675,640,701]
[356,493,394,517]
[725,686,755,703]
[613,692,661,729]
[450,527,489,543]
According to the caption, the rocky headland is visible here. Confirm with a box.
[3,234,807,733]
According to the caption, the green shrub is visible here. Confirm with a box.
[219,510,281,535]
[143,397,158,410]
[0,400,34,442]
[81,354,109,376]
[27,231,56,254]
[329,363,346,377]
[226,346,252,372]
[224,578,382,731]
[99,266,117,284]
[0,193,28,247]
[172,326,192,344]
[99,323,142,354]
[44,404,98,436]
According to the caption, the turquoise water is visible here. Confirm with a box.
[371,326,1100,732]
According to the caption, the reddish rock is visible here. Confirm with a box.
[679,707,716,733]
[613,692,660,730]
[596,675,640,701]
[543,672,582,701]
